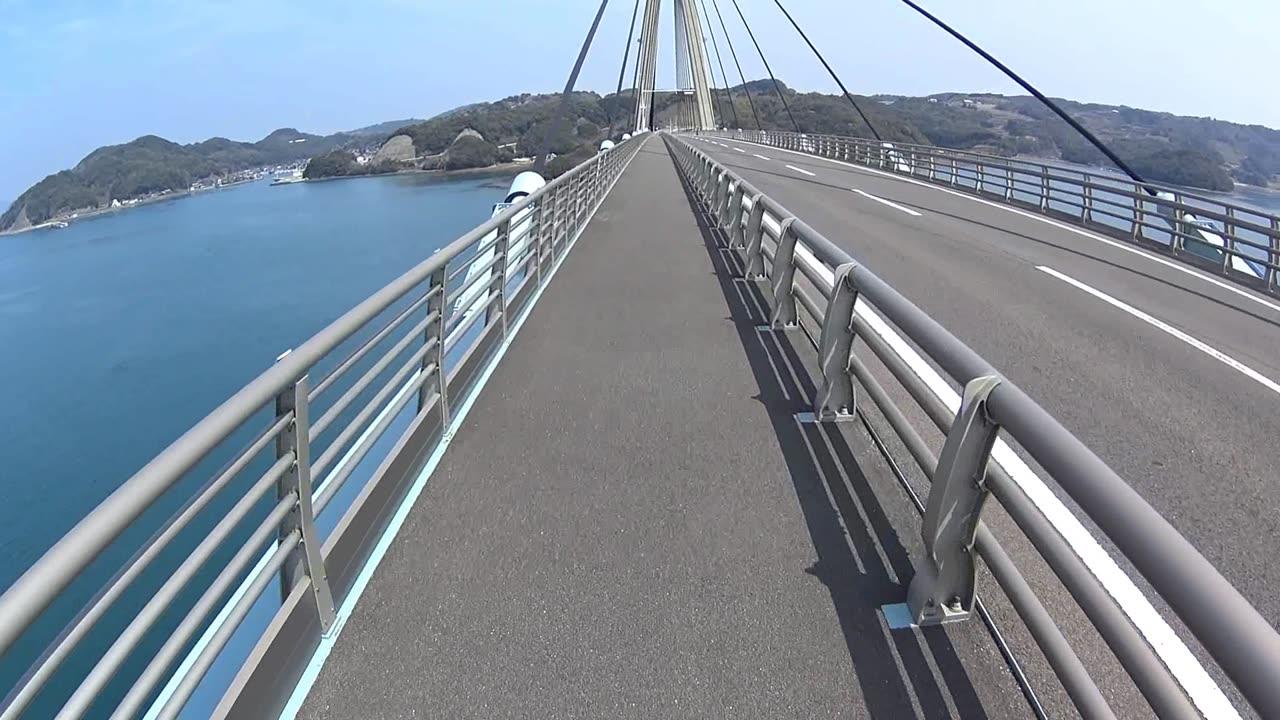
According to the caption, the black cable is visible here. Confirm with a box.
[709,0,761,130]
[730,0,799,134]
[607,0,643,137]
[698,0,740,128]
[893,0,1153,194]
[770,0,882,142]
[535,0,611,174]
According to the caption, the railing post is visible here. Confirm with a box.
[421,267,448,418]
[533,200,547,286]
[1004,166,1013,200]
[487,219,511,338]
[1040,166,1049,210]
[551,184,565,261]
[717,178,733,225]
[902,375,1002,627]
[592,155,603,205]
[1222,206,1236,274]
[274,375,336,633]
[711,171,727,221]
[1082,182,1094,223]
[769,217,800,329]
[1170,193,1185,254]
[952,157,960,187]
[811,262,858,421]
[742,193,767,280]
[1270,218,1279,292]
[569,172,581,237]
[977,161,986,193]
[727,183,746,248]
[1132,194,1145,241]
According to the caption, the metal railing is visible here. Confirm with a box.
[0,133,646,719]
[664,132,1280,719]
[705,128,1280,296]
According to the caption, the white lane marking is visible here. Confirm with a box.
[755,206,1240,719]
[853,188,922,217]
[729,137,1280,317]
[753,153,771,161]
[732,146,745,153]
[784,164,815,177]
[1039,265,1280,397]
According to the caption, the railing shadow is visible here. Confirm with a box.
[665,147,991,719]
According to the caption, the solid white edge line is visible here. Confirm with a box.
[852,188,922,217]
[277,137,648,719]
[727,135,1280,317]
[752,153,770,161]
[784,164,815,177]
[755,209,1240,718]
[1038,265,1280,396]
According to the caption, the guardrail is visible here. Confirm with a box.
[664,132,1280,719]
[704,128,1280,297]
[0,133,646,719]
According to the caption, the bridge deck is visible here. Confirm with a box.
[298,138,1027,717]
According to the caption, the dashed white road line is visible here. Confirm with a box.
[853,188,921,217]
[732,146,745,153]
[1039,265,1280,396]
[725,136,1280,317]
[753,153,770,161]
[784,164,815,177]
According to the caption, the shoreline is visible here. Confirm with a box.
[0,189,195,237]
[0,164,526,238]
[298,162,528,185]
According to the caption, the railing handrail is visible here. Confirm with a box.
[748,127,1280,222]
[664,132,1280,718]
[0,132,646,717]
[707,128,1280,294]
[0,160,539,653]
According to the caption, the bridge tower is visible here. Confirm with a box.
[633,0,718,132]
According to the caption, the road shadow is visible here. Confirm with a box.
[665,142,992,719]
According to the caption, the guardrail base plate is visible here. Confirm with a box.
[795,411,857,424]
[881,603,917,630]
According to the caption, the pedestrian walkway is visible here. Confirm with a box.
[299,137,1025,718]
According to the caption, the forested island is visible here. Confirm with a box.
[6,80,1279,234]
[0,122,418,234]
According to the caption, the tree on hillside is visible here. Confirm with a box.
[303,152,355,179]
[445,136,498,170]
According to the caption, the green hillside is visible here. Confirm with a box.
[1,128,354,231]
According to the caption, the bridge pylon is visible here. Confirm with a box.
[633,0,718,132]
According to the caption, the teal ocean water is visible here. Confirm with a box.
[0,170,516,715]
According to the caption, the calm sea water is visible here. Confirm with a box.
[1219,184,1280,214]
[0,170,515,715]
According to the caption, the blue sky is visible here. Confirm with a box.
[1,0,1274,201]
